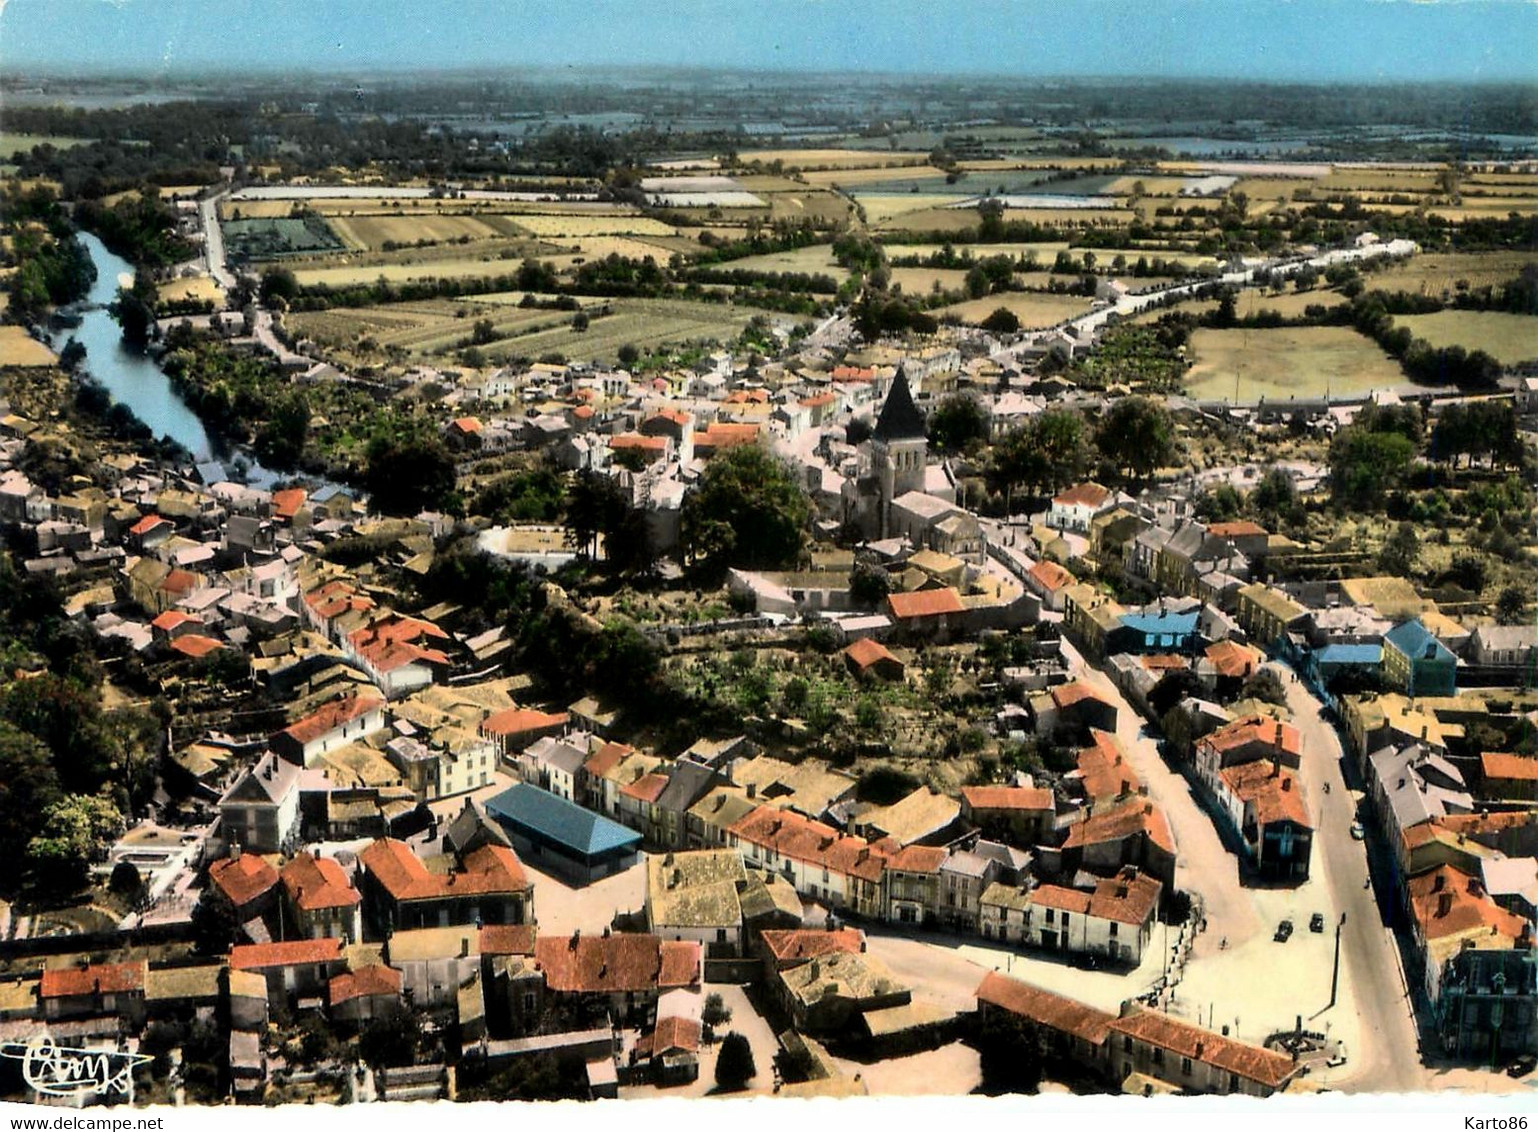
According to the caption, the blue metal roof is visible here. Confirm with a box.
[1384,618,1454,663]
[1119,610,1200,637]
[486,783,642,858]
[1315,643,1382,666]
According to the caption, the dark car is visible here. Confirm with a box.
[1310,913,1325,933]
[1506,1052,1536,1079]
[1275,919,1294,942]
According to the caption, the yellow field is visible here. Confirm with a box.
[1235,288,1347,318]
[0,326,58,366]
[801,165,949,188]
[1185,326,1404,402]
[1430,203,1538,221]
[737,148,931,170]
[508,214,680,238]
[326,213,516,250]
[542,235,681,262]
[1369,251,1538,296]
[1319,170,1440,193]
[876,206,1137,232]
[1103,176,1197,196]
[724,245,847,278]
[1232,178,1321,204]
[937,291,1092,329]
[858,195,969,225]
[159,276,224,305]
[292,258,533,289]
[889,267,969,296]
[1396,311,1538,366]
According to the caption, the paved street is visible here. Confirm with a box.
[1276,664,1427,1092]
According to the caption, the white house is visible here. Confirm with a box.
[981,867,1161,965]
[1047,482,1114,533]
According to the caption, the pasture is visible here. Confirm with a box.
[737,148,932,170]
[480,297,777,365]
[0,326,59,367]
[1368,251,1538,297]
[937,291,1092,329]
[0,133,84,159]
[723,245,847,279]
[1395,311,1538,366]
[1184,326,1404,402]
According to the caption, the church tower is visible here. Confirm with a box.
[870,367,928,537]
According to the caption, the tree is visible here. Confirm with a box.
[1329,427,1415,509]
[928,393,989,454]
[681,445,811,573]
[259,268,299,307]
[1240,668,1289,708]
[26,794,123,890]
[617,343,640,368]
[109,860,145,902]
[571,311,590,333]
[1195,483,1243,522]
[849,560,892,608]
[364,432,456,516]
[702,992,732,1029]
[189,892,240,954]
[359,1002,422,1068]
[1378,522,1420,577]
[1495,585,1528,626]
[0,721,62,871]
[1096,397,1177,485]
[58,339,87,371]
[563,469,627,559]
[977,1011,1047,1094]
[714,1031,756,1091]
[981,306,1021,334]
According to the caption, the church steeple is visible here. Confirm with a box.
[872,369,927,442]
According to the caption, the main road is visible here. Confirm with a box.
[1275,662,1427,1092]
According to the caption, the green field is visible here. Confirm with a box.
[1396,311,1538,366]
[1185,326,1405,402]
[937,290,1092,329]
[224,216,346,260]
[0,133,85,159]
[481,297,779,365]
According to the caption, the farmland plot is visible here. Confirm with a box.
[1184,326,1404,402]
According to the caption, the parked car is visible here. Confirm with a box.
[1310,913,1325,933]
[1349,821,1365,840]
[1506,1052,1536,1078]
[1275,919,1294,942]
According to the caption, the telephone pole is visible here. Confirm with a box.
[1329,911,1347,1009]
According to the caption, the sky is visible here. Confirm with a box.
[1,0,1536,84]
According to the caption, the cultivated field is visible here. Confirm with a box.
[888,267,970,296]
[722,245,847,279]
[325,212,518,250]
[1184,326,1405,402]
[158,276,224,306]
[0,133,83,158]
[937,291,1092,329]
[481,298,776,365]
[0,326,59,366]
[291,258,535,289]
[737,148,932,170]
[290,296,609,360]
[1396,311,1538,366]
[1367,251,1538,296]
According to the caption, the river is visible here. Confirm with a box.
[58,232,284,488]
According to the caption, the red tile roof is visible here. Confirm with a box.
[40,961,147,1000]
[885,587,965,620]
[151,610,200,632]
[1205,639,1261,680]
[610,433,669,453]
[359,838,529,903]
[1107,1006,1299,1089]
[1052,483,1111,509]
[843,637,901,672]
[694,422,761,451]
[272,488,307,520]
[887,844,948,874]
[638,1015,701,1057]
[162,568,198,595]
[1029,559,1075,592]
[230,937,346,970]
[534,934,700,994]
[831,365,875,381]
[975,971,1114,1045]
[1199,713,1302,762]
[961,784,1054,813]
[760,928,867,965]
[304,579,376,621]
[1482,751,1538,782]
[278,693,384,748]
[1063,799,1175,857]
[1408,865,1530,943]
[129,513,170,537]
[169,634,226,659]
[1050,680,1113,711]
[1207,520,1268,538]
[482,707,569,738]
[620,772,669,804]
[799,392,838,408]
[281,852,360,911]
[450,417,483,434]
[1219,761,1312,829]
[209,853,280,908]
[479,924,538,956]
[1074,729,1141,802]
[582,741,634,780]
[329,963,402,1004]
[728,806,889,883]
